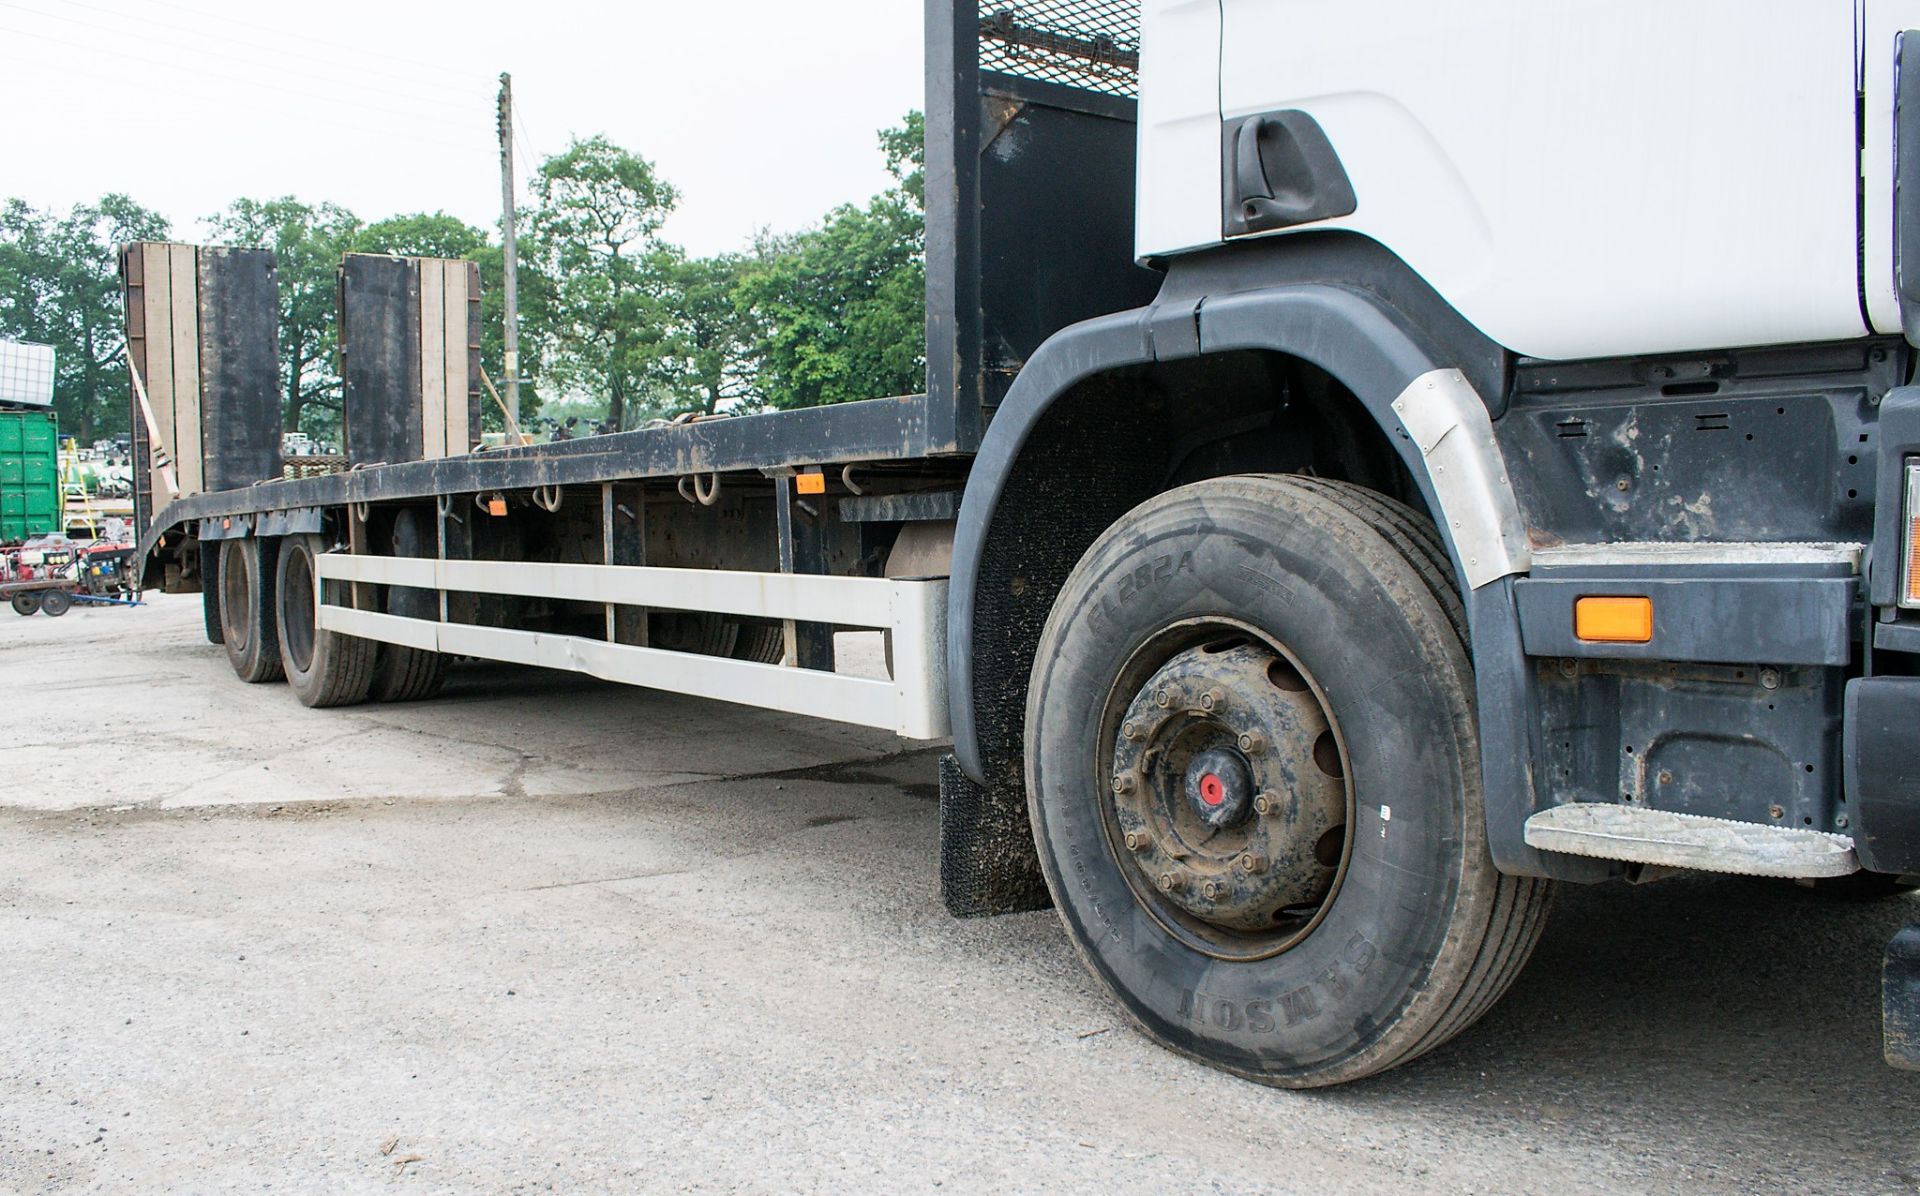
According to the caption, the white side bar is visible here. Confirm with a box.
[314,555,950,740]
[319,555,898,628]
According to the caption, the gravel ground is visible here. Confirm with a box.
[1,595,1917,1194]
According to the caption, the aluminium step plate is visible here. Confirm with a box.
[1524,804,1858,879]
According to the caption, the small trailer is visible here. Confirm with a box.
[130,0,1920,1087]
[6,543,142,616]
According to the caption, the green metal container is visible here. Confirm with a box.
[0,409,60,542]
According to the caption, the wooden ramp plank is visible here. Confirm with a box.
[417,258,447,460]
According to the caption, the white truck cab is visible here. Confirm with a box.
[1139,0,1920,359]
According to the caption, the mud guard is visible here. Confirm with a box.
[946,272,1603,882]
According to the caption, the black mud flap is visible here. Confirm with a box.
[1887,924,1920,1070]
[938,755,1051,918]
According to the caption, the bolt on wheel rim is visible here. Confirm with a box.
[1103,622,1353,959]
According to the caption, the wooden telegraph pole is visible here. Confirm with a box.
[497,72,522,431]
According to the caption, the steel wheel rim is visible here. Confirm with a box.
[220,544,252,654]
[282,547,316,674]
[1094,616,1356,963]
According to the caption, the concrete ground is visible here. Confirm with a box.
[1,594,1917,1195]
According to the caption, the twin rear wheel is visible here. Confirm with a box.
[212,530,442,706]
[1026,475,1551,1087]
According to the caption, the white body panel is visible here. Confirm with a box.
[1135,0,1224,258]
[1138,1,1870,361]
[1862,1,1920,333]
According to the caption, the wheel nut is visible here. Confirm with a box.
[1240,853,1267,874]
[1111,774,1135,795]
[1121,721,1141,741]
[1201,880,1223,901]
[1200,687,1225,712]
[1124,829,1152,853]
[1154,689,1172,708]
[1238,731,1267,755]
[1157,872,1183,894]
[1253,791,1278,817]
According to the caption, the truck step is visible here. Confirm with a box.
[1523,804,1858,879]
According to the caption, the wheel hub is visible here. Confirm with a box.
[1185,747,1253,829]
[1109,637,1347,933]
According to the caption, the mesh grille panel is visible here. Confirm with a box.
[979,1,1141,99]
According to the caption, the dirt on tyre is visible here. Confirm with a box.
[1025,474,1551,1087]
[275,533,376,708]
[219,538,283,682]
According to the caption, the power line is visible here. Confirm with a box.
[0,21,486,133]
[0,1,489,122]
[138,0,481,84]
[0,40,486,154]
[24,0,490,107]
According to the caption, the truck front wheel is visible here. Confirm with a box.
[1025,475,1550,1087]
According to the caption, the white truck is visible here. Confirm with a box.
[131,0,1920,1086]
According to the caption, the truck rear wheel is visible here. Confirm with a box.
[219,538,282,683]
[275,534,375,708]
[1025,475,1550,1087]
[368,509,445,702]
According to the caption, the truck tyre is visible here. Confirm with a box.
[219,538,283,683]
[275,534,376,708]
[1025,475,1551,1087]
[369,509,446,702]
[12,592,41,616]
[729,617,786,664]
[39,588,71,618]
[371,643,447,703]
[200,541,225,644]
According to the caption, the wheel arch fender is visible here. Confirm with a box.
[947,281,1579,878]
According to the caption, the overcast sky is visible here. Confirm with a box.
[0,0,926,256]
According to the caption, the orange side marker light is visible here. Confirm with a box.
[1575,596,1653,644]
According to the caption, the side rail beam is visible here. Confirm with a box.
[314,554,950,740]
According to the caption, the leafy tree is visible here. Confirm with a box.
[730,111,925,410]
[0,194,170,440]
[350,212,485,261]
[527,136,679,432]
[206,197,359,439]
[656,250,758,415]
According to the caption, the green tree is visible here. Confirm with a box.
[527,136,679,432]
[730,111,925,410]
[206,197,359,439]
[0,194,170,440]
[656,250,758,415]
[350,212,485,261]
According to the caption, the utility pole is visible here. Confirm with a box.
[496,72,521,431]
